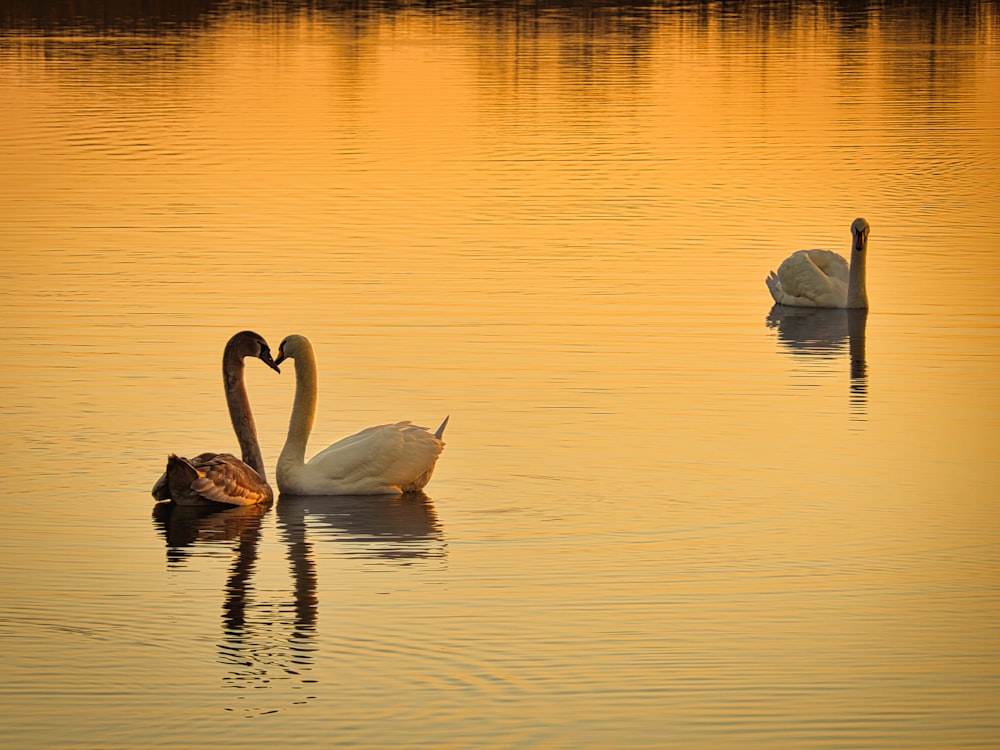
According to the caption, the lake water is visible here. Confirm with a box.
[1,1,999,747]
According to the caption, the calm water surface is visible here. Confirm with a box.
[1,2,999,747]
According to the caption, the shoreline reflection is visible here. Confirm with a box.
[766,305,869,419]
[3,0,992,36]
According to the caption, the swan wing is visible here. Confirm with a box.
[190,454,273,506]
[306,422,445,493]
[801,249,850,283]
[769,249,849,307]
[154,452,272,506]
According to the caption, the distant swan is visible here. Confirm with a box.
[766,218,871,308]
[274,334,447,496]
[151,331,280,506]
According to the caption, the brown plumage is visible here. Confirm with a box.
[152,331,280,507]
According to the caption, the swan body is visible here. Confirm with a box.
[152,331,280,507]
[766,218,871,308]
[274,334,447,496]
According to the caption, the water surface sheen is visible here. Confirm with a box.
[1,2,999,747]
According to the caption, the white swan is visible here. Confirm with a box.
[766,218,871,308]
[151,331,280,506]
[274,334,448,496]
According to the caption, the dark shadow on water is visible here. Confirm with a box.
[766,305,868,419]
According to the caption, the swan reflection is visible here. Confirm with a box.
[152,501,269,565]
[150,491,445,715]
[276,491,447,565]
[766,305,869,417]
[151,500,318,717]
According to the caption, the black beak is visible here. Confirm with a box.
[274,350,287,368]
[261,349,281,373]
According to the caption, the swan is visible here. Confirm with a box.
[151,330,280,507]
[765,218,871,308]
[274,334,447,496]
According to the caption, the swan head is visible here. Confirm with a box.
[228,330,281,373]
[274,334,311,367]
[851,217,870,253]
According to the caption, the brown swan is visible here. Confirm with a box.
[152,330,280,506]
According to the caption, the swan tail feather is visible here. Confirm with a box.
[151,465,172,500]
[765,271,780,303]
[434,416,450,440]
[153,453,201,502]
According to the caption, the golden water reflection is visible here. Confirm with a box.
[1,1,998,747]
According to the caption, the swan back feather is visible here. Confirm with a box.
[765,219,871,309]
[286,421,444,495]
[768,249,850,307]
[159,453,273,506]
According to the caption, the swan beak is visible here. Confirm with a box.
[261,351,281,373]
[274,351,287,368]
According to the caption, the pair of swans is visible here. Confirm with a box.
[152,331,447,506]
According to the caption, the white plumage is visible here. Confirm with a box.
[274,334,447,496]
[766,218,871,309]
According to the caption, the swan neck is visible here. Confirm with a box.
[280,346,318,468]
[222,352,267,480]
[847,237,869,308]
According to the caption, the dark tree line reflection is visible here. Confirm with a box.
[3,0,991,106]
[4,0,991,110]
[2,0,995,35]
